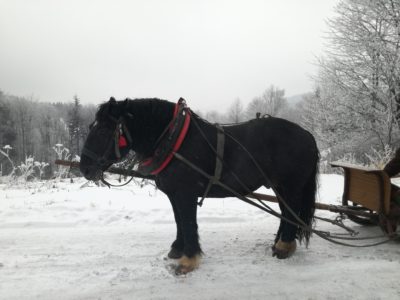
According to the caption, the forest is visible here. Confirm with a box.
[0,93,96,178]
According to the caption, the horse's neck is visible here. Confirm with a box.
[127,99,175,157]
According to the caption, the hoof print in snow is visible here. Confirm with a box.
[164,261,192,277]
[165,263,179,275]
[174,265,190,276]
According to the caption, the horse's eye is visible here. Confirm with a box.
[97,128,112,139]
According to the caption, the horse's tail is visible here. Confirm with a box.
[297,147,319,246]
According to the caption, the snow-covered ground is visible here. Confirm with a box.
[0,174,399,300]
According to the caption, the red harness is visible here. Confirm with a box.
[138,98,191,176]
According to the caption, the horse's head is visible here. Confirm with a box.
[80,97,132,181]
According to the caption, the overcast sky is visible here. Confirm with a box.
[0,0,338,111]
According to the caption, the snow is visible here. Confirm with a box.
[0,175,399,300]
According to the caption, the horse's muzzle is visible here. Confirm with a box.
[80,164,102,181]
[79,155,102,181]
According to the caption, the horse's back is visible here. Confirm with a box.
[160,115,318,197]
[225,117,314,148]
[223,117,318,187]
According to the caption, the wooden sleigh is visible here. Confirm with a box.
[330,162,396,233]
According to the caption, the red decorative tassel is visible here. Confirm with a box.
[119,136,127,147]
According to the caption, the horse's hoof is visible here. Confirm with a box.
[174,255,201,275]
[168,248,183,259]
[272,240,296,259]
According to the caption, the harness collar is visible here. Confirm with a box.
[138,98,191,176]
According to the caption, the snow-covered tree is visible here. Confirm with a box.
[0,93,16,174]
[245,85,287,119]
[0,145,15,176]
[13,98,34,162]
[314,0,400,152]
[226,98,245,123]
[0,93,15,146]
[203,110,226,123]
[68,95,83,157]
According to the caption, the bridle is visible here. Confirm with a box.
[82,98,190,186]
[82,114,133,169]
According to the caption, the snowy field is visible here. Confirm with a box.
[1,174,399,300]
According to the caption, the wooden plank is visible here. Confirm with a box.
[330,161,376,171]
[247,192,377,218]
[54,159,156,180]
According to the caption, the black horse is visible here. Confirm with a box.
[80,97,319,274]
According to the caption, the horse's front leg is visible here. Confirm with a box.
[168,192,202,274]
[167,196,184,259]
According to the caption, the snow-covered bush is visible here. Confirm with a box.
[0,145,16,183]
[0,145,15,175]
[14,156,49,182]
[53,144,71,179]
[16,156,35,182]
[0,155,50,186]
[332,145,394,171]
[34,161,50,180]
[365,145,394,169]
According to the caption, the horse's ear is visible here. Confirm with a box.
[122,98,131,115]
[106,97,118,117]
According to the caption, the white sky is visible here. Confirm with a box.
[0,0,338,111]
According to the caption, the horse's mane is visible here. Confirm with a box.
[96,101,111,121]
[95,98,177,156]
[96,98,174,122]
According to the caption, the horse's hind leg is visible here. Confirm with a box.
[272,166,317,259]
[273,210,299,259]
[272,191,301,259]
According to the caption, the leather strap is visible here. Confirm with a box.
[198,124,225,206]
